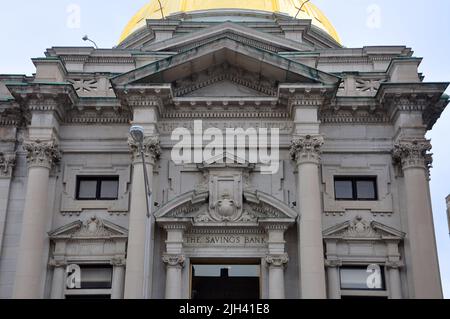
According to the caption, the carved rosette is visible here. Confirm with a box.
[290,135,324,165]
[23,140,61,169]
[128,135,161,164]
[0,152,16,178]
[162,254,185,269]
[392,139,433,171]
[265,254,289,268]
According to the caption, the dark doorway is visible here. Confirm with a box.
[191,264,260,299]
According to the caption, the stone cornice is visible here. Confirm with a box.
[6,83,78,122]
[290,135,324,165]
[23,139,61,169]
[392,139,433,171]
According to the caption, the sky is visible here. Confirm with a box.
[0,0,449,297]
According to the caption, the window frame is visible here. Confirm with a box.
[76,176,120,201]
[334,176,378,201]
[64,263,113,299]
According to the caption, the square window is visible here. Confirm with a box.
[76,176,119,200]
[334,177,378,201]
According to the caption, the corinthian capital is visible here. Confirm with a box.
[128,135,161,164]
[162,254,185,268]
[0,152,16,178]
[23,140,61,169]
[392,139,432,170]
[265,254,289,268]
[290,135,324,164]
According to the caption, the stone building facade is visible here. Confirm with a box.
[0,1,448,299]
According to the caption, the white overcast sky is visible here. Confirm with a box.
[0,0,449,297]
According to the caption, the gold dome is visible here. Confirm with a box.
[119,0,341,44]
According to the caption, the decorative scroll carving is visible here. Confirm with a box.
[385,260,404,270]
[341,216,378,238]
[0,152,16,178]
[23,140,61,169]
[162,254,185,268]
[392,139,433,170]
[265,254,289,268]
[48,258,67,268]
[290,135,324,164]
[110,257,127,267]
[74,217,115,237]
[128,135,161,164]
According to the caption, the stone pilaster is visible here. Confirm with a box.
[162,254,185,299]
[325,259,342,299]
[124,136,160,299]
[290,135,327,299]
[49,258,67,299]
[385,260,404,299]
[392,139,442,298]
[13,140,60,299]
[111,257,126,299]
[265,254,288,299]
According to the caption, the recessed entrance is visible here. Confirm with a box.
[191,261,261,299]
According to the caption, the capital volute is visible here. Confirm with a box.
[385,260,404,270]
[23,139,61,169]
[110,257,126,267]
[290,135,324,165]
[392,139,432,171]
[48,258,67,268]
[162,254,185,268]
[325,259,343,268]
[265,254,289,268]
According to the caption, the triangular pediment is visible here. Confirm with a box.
[323,216,405,240]
[142,22,314,53]
[182,80,270,98]
[49,217,128,239]
[112,37,340,89]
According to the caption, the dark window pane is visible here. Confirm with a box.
[80,266,113,289]
[340,267,385,291]
[356,180,376,200]
[78,180,97,199]
[335,180,353,199]
[100,180,119,199]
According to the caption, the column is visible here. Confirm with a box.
[124,136,160,299]
[49,258,66,299]
[162,254,185,299]
[393,139,442,298]
[290,135,327,299]
[386,261,403,299]
[0,152,16,256]
[325,259,342,299]
[13,140,60,299]
[162,223,186,299]
[111,258,126,299]
[265,254,288,299]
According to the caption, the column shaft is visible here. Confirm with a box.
[268,266,285,299]
[388,267,402,299]
[112,264,126,299]
[124,161,153,299]
[13,166,51,298]
[403,166,442,298]
[326,265,340,299]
